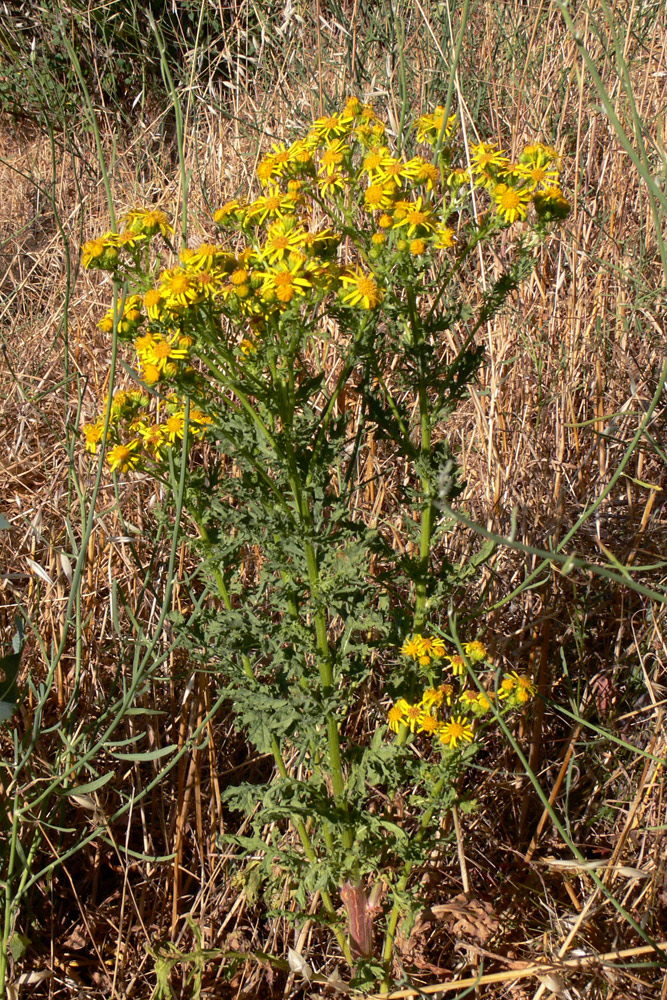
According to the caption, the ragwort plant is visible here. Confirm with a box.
[81,99,569,988]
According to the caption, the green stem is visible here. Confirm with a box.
[406,285,434,633]
[196,518,353,964]
[414,374,433,633]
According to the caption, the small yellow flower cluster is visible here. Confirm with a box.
[400,634,488,672]
[81,209,172,271]
[83,103,570,349]
[467,141,568,224]
[81,390,212,474]
[389,630,536,749]
[414,106,458,145]
[387,688,476,750]
[498,670,537,707]
[400,633,446,667]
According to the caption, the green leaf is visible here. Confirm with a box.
[63,772,115,796]
[0,513,10,530]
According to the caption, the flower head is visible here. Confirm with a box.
[340,269,383,309]
[82,420,104,454]
[464,641,488,663]
[493,184,532,224]
[122,208,172,238]
[439,716,474,750]
[107,439,141,473]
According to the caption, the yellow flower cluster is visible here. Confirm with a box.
[81,209,172,270]
[81,102,569,475]
[400,634,488,671]
[81,390,212,474]
[389,630,536,749]
[387,686,477,749]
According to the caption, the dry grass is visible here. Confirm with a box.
[1,1,667,997]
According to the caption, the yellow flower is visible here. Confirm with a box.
[146,334,189,373]
[447,166,471,189]
[439,716,474,750]
[143,288,165,320]
[364,183,394,210]
[414,158,440,189]
[416,711,440,735]
[81,233,119,270]
[107,439,141,473]
[434,225,455,249]
[533,187,571,221]
[498,675,516,699]
[258,260,313,305]
[116,230,147,250]
[410,238,426,255]
[184,242,230,272]
[422,687,444,710]
[310,111,355,143]
[464,641,487,663]
[431,637,446,658]
[122,208,172,237]
[376,156,421,189]
[360,147,390,176]
[160,267,200,309]
[189,409,213,436]
[165,411,186,443]
[415,106,457,144]
[82,420,104,454]
[471,142,509,175]
[245,186,296,225]
[401,701,423,733]
[520,142,560,167]
[340,269,383,309]
[262,220,307,263]
[508,672,537,703]
[401,635,424,659]
[511,162,560,191]
[318,138,348,176]
[318,171,348,197]
[493,184,532,224]
[81,238,106,268]
[387,703,406,733]
[447,655,466,676]
[475,692,495,714]
[439,683,454,706]
[214,200,246,225]
[392,197,436,237]
[140,362,161,385]
[139,422,167,459]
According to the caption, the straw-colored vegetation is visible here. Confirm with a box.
[1,1,666,997]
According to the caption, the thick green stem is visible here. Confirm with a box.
[198,521,352,964]
[269,734,353,965]
[301,531,354,853]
